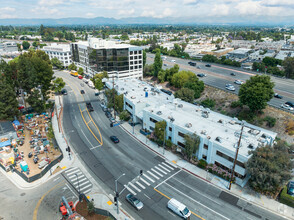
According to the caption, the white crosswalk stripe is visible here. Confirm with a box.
[147,170,160,179]
[162,162,174,170]
[135,181,146,189]
[68,172,83,180]
[129,182,141,192]
[83,188,92,194]
[66,169,80,176]
[143,174,155,183]
[76,180,90,188]
[73,177,87,185]
[154,166,167,175]
[158,164,171,172]
[124,184,136,195]
[65,167,79,173]
[80,184,92,191]
[151,168,163,177]
[139,177,151,186]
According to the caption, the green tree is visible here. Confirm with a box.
[183,76,204,99]
[171,70,194,88]
[78,67,84,75]
[154,120,167,146]
[153,49,162,77]
[68,63,77,71]
[115,94,124,112]
[51,57,63,69]
[32,41,39,48]
[55,31,64,41]
[184,133,200,160]
[262,57,282,67]
[143,64,154,77]
[143,50,147,67]
[175,88,195,103]
[26,89,45,113]
[283,57,294,79]
[119,110,130,121]
[94,78,104,91]
[87,200,95,215]
[52,77,65,94]
[22,41,30,50]
[238,75,274,112]
[39,24,45,36]
[158,70,166,83]
[120,34,129,41]
[200,98,215,109]
[247,141,292,195]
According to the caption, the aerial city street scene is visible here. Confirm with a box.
[1,0,294,219]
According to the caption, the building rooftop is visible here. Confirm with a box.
[43,43,70,52]
[228,48,252,55]
[74,38,140,50]
[106,78,277,159]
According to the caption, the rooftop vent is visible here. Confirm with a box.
[201,130,207,135]
[131,96,136,99]
[178,104,183,108]
[170,117,175,122]
[218,119,223,124]
[157,111,162,115]
[185,123,192,128]
[215,137,222,143]
[202,112,209,118]
[121,88,124,90]
[248,144,254,149]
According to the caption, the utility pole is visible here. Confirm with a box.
[163,126,166,155]
[115,173,125,215]
[112,75,116,119]
[229,122,244,190]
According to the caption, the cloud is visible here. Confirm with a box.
[85,13,95,18]
[210,4,230,16]
[183,0,199,5]
[118,9,135,16]
[39,0,64,6]
[31,6,59,15]
[0,7,16,12]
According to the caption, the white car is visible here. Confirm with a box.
[171,60,176,63]
[225,84,235,91]
[234,80,244,85]
[281,104,294,111]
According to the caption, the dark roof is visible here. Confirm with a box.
[0,121,15,135]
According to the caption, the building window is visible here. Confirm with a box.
[139,55,142,59]
[204,144,208,150]
[168,136,171,140]
[130,61,133,65]
[134,56,138,59]
[169,127,172,131]
[135,66,138,69]
[130,56,133,60]
[130,66,133,70]
[150,118,158,123]
[139,50,142,54]
[202,155,207,160]
[130,51,133,55]
[135,61,138,64]
[215,161,246,179]
[177,141,185,148]
[126,102,133,109]
[216,151,245,168]
[139,65,142,68]
[139,60,142,64]
[178,132,185,138]
[134,51,137,55]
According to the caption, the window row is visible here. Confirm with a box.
[216,151,245,168]
[130,65,142,70]
[214,161,246,179]
[130,60,142,65]
[130,50,142,55]
[130,56,142,60]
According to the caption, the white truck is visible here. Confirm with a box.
[88,81,95,89]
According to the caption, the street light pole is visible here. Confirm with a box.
[115,173,125,215]
[229,122,245,190]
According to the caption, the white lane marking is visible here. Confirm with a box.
[147,170,160,180]
[165,182,230,220]
[68,172,83,180]
[136,181,146,189]
[161,162,174,170]
[158,164,171,172]
[151,168,163,177]
[143,173,155,183]
[164,161,178,168]
[124,184,136,195]
[53,177,60,182]
[90,145,101,150]
[65,167,79,173]
[139,177,151,186]
[155,166,167,175]
[65,184,78,198]
[172,178,221,206]
[129,182,141,192]
[155,169,182,188]
[83,188,92,194]
[80,129,94,148]
[144,194,151,199]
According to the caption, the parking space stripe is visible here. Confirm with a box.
[136,181,146,189]
[158,164,171,172]
[129,182,141,192]
[155,166,167,175]
[147,170,160,180]
[139,177,151,186]
[124,184,136,195]
[162,162,174,170]
[151,168,163,177]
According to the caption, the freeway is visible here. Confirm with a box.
[147,53,294,112]
[55,70,284,220]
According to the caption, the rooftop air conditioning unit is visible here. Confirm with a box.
[248,144,254,149]
[157,111,162,115]
[185,123,192,128]
[215,137,222,143]
[178,104,183,108]
[201,130,207,135]
[170,117,175,122]
[218,119,223,124]
[131,96,136,99]
[121,88,124,90]
[202,112,209,118]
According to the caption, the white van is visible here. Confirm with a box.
[171,59,176,63]
[167,198,191,219]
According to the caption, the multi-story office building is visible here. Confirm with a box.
[105,78,277,187]
[0,41,18,53]
[71,38,143,79]
[42,43,72,67]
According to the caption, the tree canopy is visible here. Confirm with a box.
[52,77,65,94]
[22,41,30,50]
[184,133,200,160]
[238,75,274,112]
[154,120,167,146]
[175,88,195,103]
[283,57,294,79]
[153,49,162,77]
[51,57,63,69]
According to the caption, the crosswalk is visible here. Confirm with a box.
[63,167,93,195]
[124,161,177,195]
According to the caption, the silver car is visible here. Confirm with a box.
[281,104,294,111]
[126,194,143,210]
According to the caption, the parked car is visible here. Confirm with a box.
[61,89,67,95]
[167,198,191,219]
[125,194,143,210]
[110,136,119,143]
[94,90,99,96]
[160,89,172,96]
[78,75,83,79]
[274,93,283,99]
[281,104,294,111]
[230,72,236,76]
[163,63,168,67]
[197,73,206,77]
[105,111,112,118]
[205,64,211,67]
[287,181,294,196]
[234,80,244,85]
[86,102,94,112]
[197,66,201,69]
[18,104,25,110]
[38,160,48,169]
[171,60,176,63]
[109,117,116,123]
[285,101,294,108]
[80,90,85,94]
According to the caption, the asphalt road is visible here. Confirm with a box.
[147,53,294,113]
[55,70,285,220]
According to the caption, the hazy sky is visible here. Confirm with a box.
[1,0,294,23]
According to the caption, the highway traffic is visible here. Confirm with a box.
[55,70,284,220]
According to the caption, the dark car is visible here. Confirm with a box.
[287,181,294,196]
[197,73,206,77]
[105,111,112,118]
[110,136,119,143]
[86,102,94,112]
[80,90,85,94]
[160,89,172,96]
[274,93,283,99]
[61,89,67,95]
[205,64,211,67]
[230,72,236,76]
[126,193,143,210]
[285,101,294,108]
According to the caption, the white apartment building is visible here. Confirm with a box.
[42,43,72,67]
[71,38,143,79]
[106,78,277,187]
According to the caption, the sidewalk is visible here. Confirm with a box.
[119,121,294,220]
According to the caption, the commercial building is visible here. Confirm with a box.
[0,41,18,53]
[42,43,72,67]
[227,48,252,59]
[71,38,143,79]
[201,48,234,58]
[105,78,277,187]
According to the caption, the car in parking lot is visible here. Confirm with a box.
[197,66,201,69]
[281,103,294,111]
[197,73,206,77]
[287,181,294,196]
[110,136,119,143]
[274,93,283,99]
[160,89,172,96]
[205,64,211,67]
[86,102,94,112]
[171,60,176,63]
[230,72,236,76]
[234,80,244,85]
[225,84,235,91]
[109,117,116,123]
[80,90,85,94]
[125,193,143,210]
